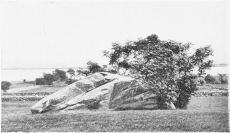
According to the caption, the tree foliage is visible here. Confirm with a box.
[35,78,47,85]
[103,34,213,109]
[204,74,216,84]
[65,78,78,85]
[43,73,55,85]
[218,74,228,84]
[53,69,67,81]
[67,68,75,79]
[76,61,104,77]
[76,67,91,77]
[196,77,205,85]
[1,81,11,92]
[87,61,103,74]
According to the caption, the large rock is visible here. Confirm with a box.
[31,72,175,113]
[55,76,134,111]
[31,72,120,113]
[109,80,158,110]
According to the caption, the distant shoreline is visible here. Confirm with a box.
[1,64,228,70]
[1,65,229,81]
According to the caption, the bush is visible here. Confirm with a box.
[214,80,221,84]
[87,101,101,110]
[76,68,90,77]
[205,74,216,84]
[219,74,228,84]
[67,68,76,79]
[196,77,206,85]
[87,61,103,74]
[35,78,47,85]
[76,61,109,77]
[1,81,11,92]
[53,69,67,81]
[65,78,78,85]
[43,73,55,85]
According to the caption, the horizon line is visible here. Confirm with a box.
[1,64,228,70]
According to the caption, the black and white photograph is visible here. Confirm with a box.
[1,0,229,132]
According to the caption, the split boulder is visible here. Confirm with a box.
[31,72,175,113]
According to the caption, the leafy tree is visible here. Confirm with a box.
[35,78,47,85]
[87,61,103,74]
[67,68,75,79]
[1,81,11,92]
[218,74,228,84]
[204,74,216,84]
[76,61,106,77]
[76,67,90,77]
[103,34,213,109]
[53,69,67,81]
[43,73,55,85]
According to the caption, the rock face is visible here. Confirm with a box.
[31,72,174,113]
[31,72,120,113]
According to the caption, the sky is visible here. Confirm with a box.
[1,0,229,69]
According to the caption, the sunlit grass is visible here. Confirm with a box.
[1,96,228,132]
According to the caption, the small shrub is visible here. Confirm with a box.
[196,77,206,85]
[65,78,78,85]
[219,74,228,84]
[214,80,221,84]
[205,74,216,84]
[53,69,67,81]
[87,61,104,74]
[76,68,90,77]
[35,78,47,85]
[43,73,55,85]
[87,101,101,110]
[67,68,76,79]
[1,81,11,92]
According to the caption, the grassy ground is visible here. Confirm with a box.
[197,84,228,92]
[6,81,66,93]
[9,81,35,88]
[213,84,229,89]
[19,86,64,93]
[1,96,228,132]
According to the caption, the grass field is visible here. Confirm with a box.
[6,81,66,93]
[19,86,64,93]
[1,96,229,132]
[198,84,228,90]
[9,81,35,89]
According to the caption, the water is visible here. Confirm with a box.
[1,69,69,81]
[1,67,229,81]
